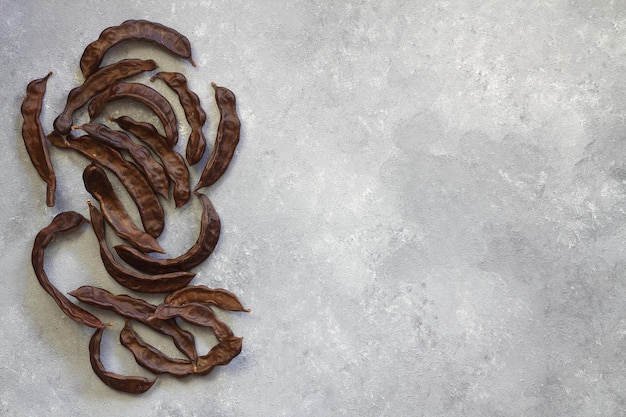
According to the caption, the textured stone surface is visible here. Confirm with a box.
[3,0,626,415]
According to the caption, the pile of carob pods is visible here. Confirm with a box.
[21,20,246,394]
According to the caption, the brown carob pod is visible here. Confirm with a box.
[194,83,240,191]
[80,20,195,78]
[82,164,164,254]
[74,123,169,198]
[114,193,220,273]
[88,82,178,147]
[150,302,233,340]
[120,321,195,378]
[31,211,103,329]
[88,201,195,293]
[195,336,243,376]
[21,71,56,207]
[89,326,156,393]
[53,59,158,134]
[164,285,250,312]
[150,71,206,165]
[110,116,190,207]
[53,134,165,237]
[70,285,198,363]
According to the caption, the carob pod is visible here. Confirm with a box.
[164,285,250,312]
[110,115,190,207]
[31,211,103,329]
[80,20,195,78]
[194,83,241,191]
[89,326,156,393]
[21,71,56,207]
[195,336,243,376]
[70,285,198,363]
[50,133,165,238]
[150,302,233,340]
[88,82,179,147]
[82,163,164,254]
[53,59,158,134]
[120,321,195,378]
[88,201,195,293]
[150,71,206,165]
[74,123,169,198]
[114,193,220,273]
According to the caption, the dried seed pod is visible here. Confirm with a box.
[88,201,195,293]
[75,123,169,198]
[150,71,206,165]
[21,71,56,207]
[114,193,219,273]
[70,285,198,362]
[82,163,164,254]
[195,336,243,376]
[80,20,195,78]
[89,326,156,393]
[53,59,158,134]
[194,83,240,191]
[88,82,178,147]
[110,116,190,207]
[56,134,164,237]
[120,321,194,378]
[150,302,233,340]
[164,286,250,312]
[31,211,103,329]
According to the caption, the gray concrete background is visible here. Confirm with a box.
[2,0,626,415]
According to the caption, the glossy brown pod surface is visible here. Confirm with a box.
[31,211,103,329]
[21,72,56,207]
[80,20,195,78]
[89,327,156,394]
[114,193,220,273]
[194,83,241,191]
[164,285,250,312]
[53,59,158,134]
[151,71,206,165]
[82,163,164,254]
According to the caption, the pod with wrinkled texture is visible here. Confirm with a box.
[150,302,233,340]
[194,83,240,191]
[89,326,156,393]
[164,285,250,312]
[80,20,195,78]
[88,82,178,147]
[88,201,195,293]
[82,163,164,254]
[195,337,243,376]
[51,133,164,237]
[150,71,206,165]
[120,321,194,377]
[110,115,190,207]
[114,193,219,273]
[75,123,169,198]
[32,211,103,329]
[21,71,56,207]
[70,285,198,362]
[53,59,158,134]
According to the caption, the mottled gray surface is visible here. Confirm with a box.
[2,0,626,415]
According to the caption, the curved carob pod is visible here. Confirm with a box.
[31,211,103,329]
[82,163,164,254]
[88,82,178,147]
[109,116,190,207]
[89,326,156,394]
[50,133,165,238]
[87,201,195,293]
[114,193,220,273]
[53,59,158,134]
[150,71,206,165]
[80,20,195,78]
[74,123,169,198]
[150,302,233,340]
[164,285,250,312]
[21,71,56,207]
[70,285,198,363]
[194,83,241,191]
